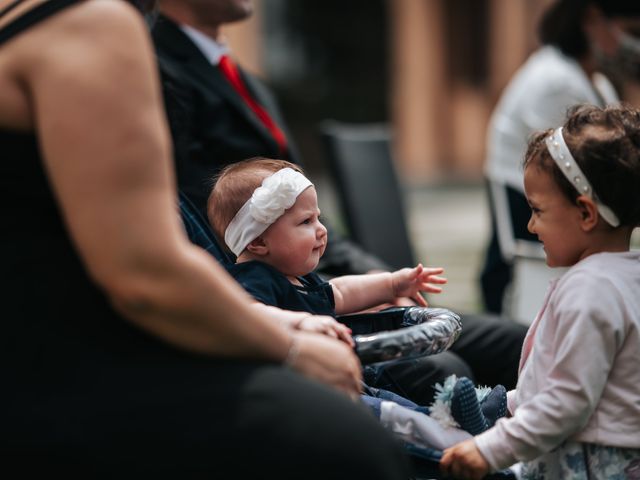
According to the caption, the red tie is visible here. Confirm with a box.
[218,55,288,155]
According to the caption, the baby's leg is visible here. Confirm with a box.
[363,384,429,414]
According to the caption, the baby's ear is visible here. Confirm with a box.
[246,236,269,256]
[576,195,599,231]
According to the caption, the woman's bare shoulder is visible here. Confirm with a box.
[45,0,147,47]
[7,0,148,64]
[64,0,144,29]
[0,0,143,33]
[0,0,159,130]
[0,0,145,128]
[21,0,154,89]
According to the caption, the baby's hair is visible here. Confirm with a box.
[207,157,304,245]
[524,103,640,227]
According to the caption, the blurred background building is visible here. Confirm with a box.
[221,0,640,312]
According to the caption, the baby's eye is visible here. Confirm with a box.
[301,218,311,225]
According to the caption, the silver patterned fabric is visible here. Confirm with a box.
[354,307,462,365]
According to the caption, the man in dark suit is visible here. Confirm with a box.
[152,0,527,405]
[152,1,387,276]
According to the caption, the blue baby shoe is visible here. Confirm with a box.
[450,377,488,435]
[480,384,507,428]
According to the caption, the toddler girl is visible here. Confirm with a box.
[441,104,640,479]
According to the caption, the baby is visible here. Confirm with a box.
[208,157,447,327]
[207,156,449,416]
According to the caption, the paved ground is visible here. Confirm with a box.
[406,184,489,313]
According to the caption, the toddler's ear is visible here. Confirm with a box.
[246,236,269,256]
[576,195,599,231]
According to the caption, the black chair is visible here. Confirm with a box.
[486,179,565,324]
[319,121,416,270]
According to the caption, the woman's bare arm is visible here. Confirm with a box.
[1,1,363,393]
[12,1,291,360]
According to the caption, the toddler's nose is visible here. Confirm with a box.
[527,215,535,234]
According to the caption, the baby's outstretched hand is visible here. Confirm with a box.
[391,264,447,306]
[296,315,354,347]
[440,439,489,480]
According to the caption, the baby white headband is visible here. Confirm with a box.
[545,127,620,227]
[224,167,313,256]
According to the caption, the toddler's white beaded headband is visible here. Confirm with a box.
[225,168,313,256]
[545,127,620,227]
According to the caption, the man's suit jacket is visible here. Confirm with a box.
[152,15,387,276]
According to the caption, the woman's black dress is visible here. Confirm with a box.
[0,1,409,477]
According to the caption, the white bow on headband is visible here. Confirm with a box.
[224,168,313,256]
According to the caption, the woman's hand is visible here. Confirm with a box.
[250,304,353,347]
[296,315,354,347]
[440,439,490,480]
[391,264,447,306]
[287,331,363,400]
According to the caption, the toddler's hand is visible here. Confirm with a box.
[391,264,447,306]
[296,315,354,347]
[440,439,489,480]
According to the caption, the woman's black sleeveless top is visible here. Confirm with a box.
[0,0,184,394]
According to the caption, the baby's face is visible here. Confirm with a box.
[261,187,328,278]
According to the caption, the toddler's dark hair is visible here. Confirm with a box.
[524,103,640,227]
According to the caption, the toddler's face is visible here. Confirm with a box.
[524,165,588,268]
[261,186,328,279]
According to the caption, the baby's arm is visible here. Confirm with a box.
[250,302,353,346]
[331,264,446,314]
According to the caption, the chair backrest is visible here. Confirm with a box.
[487,180,565,324]
[319,120,416,270]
